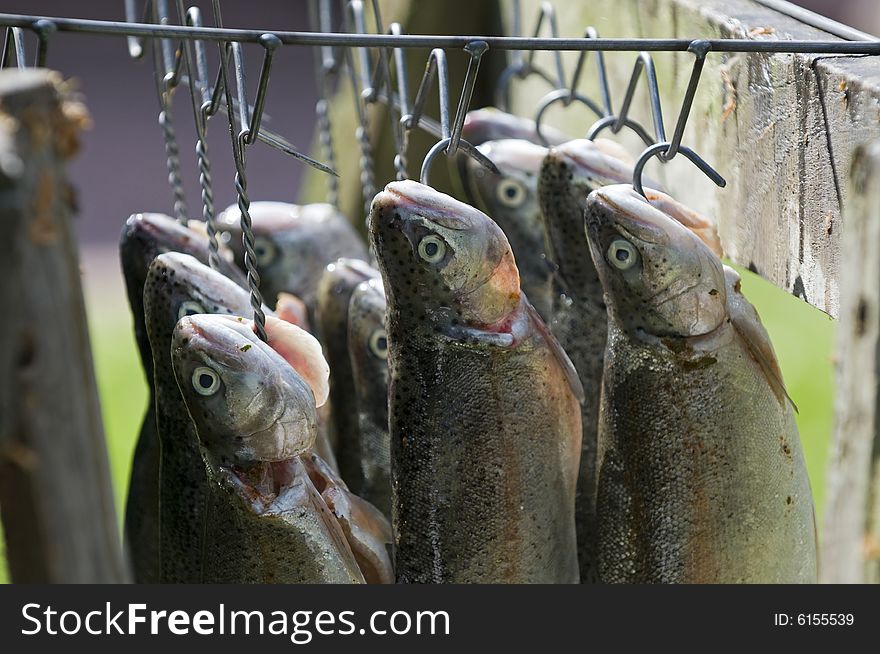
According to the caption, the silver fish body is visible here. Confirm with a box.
[347,278,391,515]
[119,213,246,582]
[171,313,370,583]
[144,252,258,582]
[462,139,554,320]
[316,259,381,489]
[369,180,582,583]
[585,185,816,583]
[537,139,653,582]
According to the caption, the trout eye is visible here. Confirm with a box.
[192,366,221,396]
[369,328,388,359]
[178,300,206,320]
[607,239,639,271]
[417,235,447,264]
[253,236,277,267]
[496,179,526,208]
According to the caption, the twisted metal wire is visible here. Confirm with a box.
[356,119,376,219]
[233,155,267,342]
[315,97,338,208]
[195,136,222,271]
[393,147,408,181]
[158,106,189,224]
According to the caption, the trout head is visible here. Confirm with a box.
[143,252,255,367]
[368,180,521,332]
[465,139,546,251]
[316,258,380,338]
[217,202,366,310]
[171,313,319,465]
[584,184,727,338]
[121,214,220,369]
[538,139,651,297]
[348,278,389,388]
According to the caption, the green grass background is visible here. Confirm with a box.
[0,260,835,583]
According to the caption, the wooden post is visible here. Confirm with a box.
[0,69,128,583]
[822,141,880,584]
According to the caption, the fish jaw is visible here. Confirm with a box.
[584,184,727,338]
[369,180,521,331]
[172,314,318,464]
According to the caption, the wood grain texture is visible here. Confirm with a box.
[506,0,880,318]
[0,69,128,583]
[822,140,880,584]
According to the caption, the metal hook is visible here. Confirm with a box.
[449,41,488,156]
[569,27,612,114]
[494,0,564,111]
[632,142,725,198]
[310,0,340,205]
[662,40,710,161]
[212,0,267,342]
[145,0,189,225]
[526,2,566,91]
[387,22,410,180]
[420,138,493,186]
[32,19,55,67]
[172,2,222,270]
[1,27,25,68]
[586,114,655,147]
[534,90,604,146]
[343,4,376,220]
[533,27,618,147]
[586,51,664,149]
[411,42,498,186]
[0,19,56,70]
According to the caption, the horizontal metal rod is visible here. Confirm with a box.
[751,0,876,41]
[0,13,878,54]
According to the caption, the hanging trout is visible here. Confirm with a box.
[347,278,391,516]
[585,184,816,583]
[119,213,245,582]
[316,259,381,488]
[172,313,389,583]
[217,201,368,320]
[369,180,582,583]
[538,138,720,582]
[460,139,554,320]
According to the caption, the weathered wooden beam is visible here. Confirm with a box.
[505,0,880,318]
[0,69,128,583]
[822,140,880,584]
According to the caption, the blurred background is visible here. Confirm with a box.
[0,0,864,581]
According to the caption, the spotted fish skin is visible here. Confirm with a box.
[144,253,263,583]
[537,139,649,583]
[119,214,246,583]
[369,180,582,584]
[462,139,554,320]
[171,313,367,583]
[316,259,381,489]
[585,185,817,583]
[216,201,368,322]
[347,278,391,515]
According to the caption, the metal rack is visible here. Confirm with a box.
[1,1,878,341]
